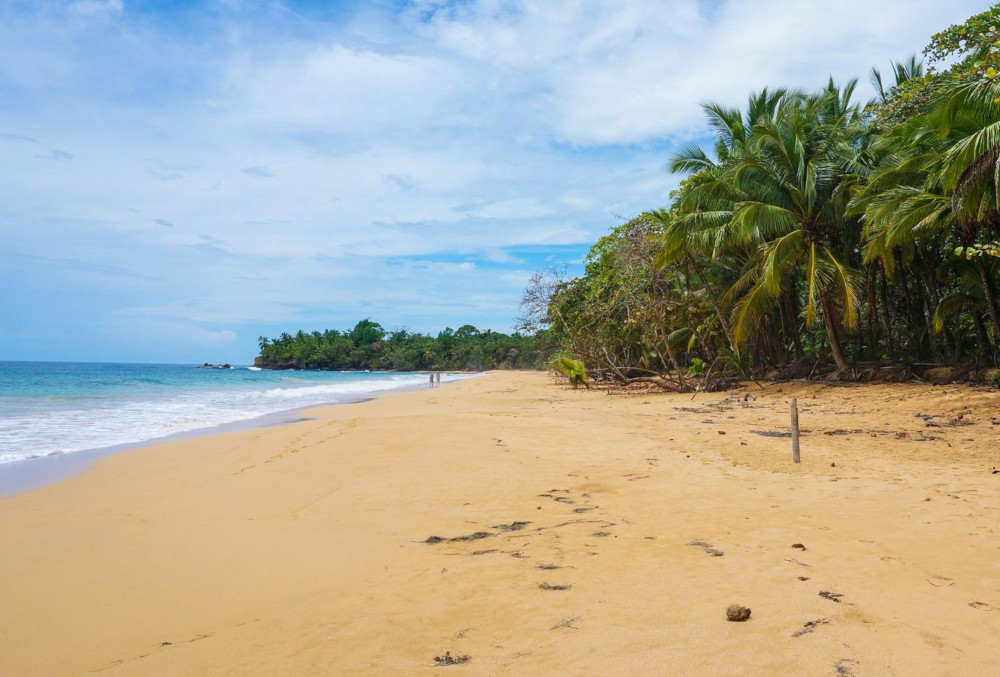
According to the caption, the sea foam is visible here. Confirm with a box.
[0,363,466,464]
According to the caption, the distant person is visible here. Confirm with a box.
[435,372,441,385]
[429,372,434,387]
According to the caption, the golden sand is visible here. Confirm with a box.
[1,372,998,675]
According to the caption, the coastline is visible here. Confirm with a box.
[0,372,465,499]
[0,408,313,500]
[1,371,998,675]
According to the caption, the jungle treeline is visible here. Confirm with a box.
[254,319,548,371]
[521,6,1000,390]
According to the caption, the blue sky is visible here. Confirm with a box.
[0,0,988,363]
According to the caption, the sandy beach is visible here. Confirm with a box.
[1,371,998,675]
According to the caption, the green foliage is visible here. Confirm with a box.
[869,4,1000,129]
[956,243,1000,259]
[256,319,551,371]
[688,357,708,377]
[550,356,589,389]
[925,5,1000,74]
[532,5,1000,379]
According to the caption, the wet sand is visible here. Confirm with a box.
[1,371,998,675]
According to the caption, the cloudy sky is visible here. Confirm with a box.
[0,0,988,363]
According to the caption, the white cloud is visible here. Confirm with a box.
[0,0,990,359]
[417,0,984,144]
[223,45,463,133]
[198,328,237,344]
[68,0,123,19]
[468,197,556,220]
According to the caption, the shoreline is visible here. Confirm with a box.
[0,408,314,500]
[1,372,998,675]
[0,375,469,500]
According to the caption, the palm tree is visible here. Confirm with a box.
[932,257,999,354]
[869,56,925,107]
[852,77,1000,351]
[722,81,865,374]
[661,89,790,355]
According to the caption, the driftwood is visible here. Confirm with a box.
[791,398,801,464]
[615,376,692,392]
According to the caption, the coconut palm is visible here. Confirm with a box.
[852,77,1000,349]
[721,81,865,374]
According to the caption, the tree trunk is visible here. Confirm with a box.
[880,265,895,360]
[662,339,689,389]
[783,286,804,359]
[866,265,877,360]
[912,251,939,360]
[976,256,1000,351]
[974,313,991,359]
[656,319,690,391]
[897,257,924,356]
[919,246,952,359]
[821,291,851,375]
[687,255,735,351]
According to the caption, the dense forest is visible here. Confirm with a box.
[254,319,550,371]
[521,6,1000,390]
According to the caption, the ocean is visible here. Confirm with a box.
[0,361,460,465]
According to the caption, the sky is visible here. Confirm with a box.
[0,0,990,364]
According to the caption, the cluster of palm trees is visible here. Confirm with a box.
[543,9,1000,381]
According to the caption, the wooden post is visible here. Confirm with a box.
[791,397,800,464]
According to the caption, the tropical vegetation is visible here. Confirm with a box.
[255,319,550,371]
[521,6,1000,389]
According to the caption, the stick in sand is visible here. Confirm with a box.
[791,397,800,464]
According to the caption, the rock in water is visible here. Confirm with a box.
[726,604,751,622]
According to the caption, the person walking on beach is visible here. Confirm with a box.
[435,372,441,385]
[429,372,435,387]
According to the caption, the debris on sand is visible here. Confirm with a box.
[551,617,582,629]
[424,531,494,544]
[538,493,575,504]
[433,652,471,666]
[834,658,859,675]
[792,543,807,551]
[491,521,531,532]
[689,539,724,556]
[792,618,829,637]
[539,582,572,591]
[726,604,751,622]
[819,591,844,603]
[751,430,793,438]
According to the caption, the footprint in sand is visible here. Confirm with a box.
[968,601,995,610]
[927,575,955,587]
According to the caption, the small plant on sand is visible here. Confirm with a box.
[688,357,707,377]
[550,356,589,389]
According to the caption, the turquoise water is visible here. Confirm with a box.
[0,362,454,464]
